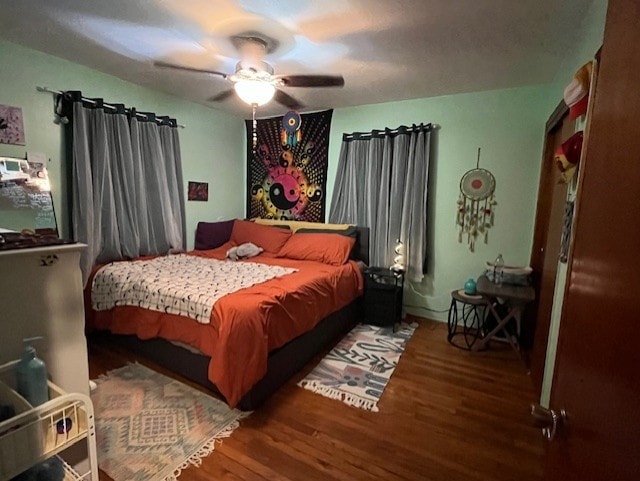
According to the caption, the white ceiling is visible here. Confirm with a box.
[0,0,594,118]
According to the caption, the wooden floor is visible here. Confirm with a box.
[88,318,544,481]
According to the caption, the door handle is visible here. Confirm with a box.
[530,403,567,441]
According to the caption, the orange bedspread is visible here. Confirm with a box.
[87,245,363,407]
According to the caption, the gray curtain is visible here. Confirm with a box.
[329,124,432,282]
[64,93,185,283]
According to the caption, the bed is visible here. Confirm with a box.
[86,219,369,410]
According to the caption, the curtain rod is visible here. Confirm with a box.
[343,122,438,141]
[36,86,186,128]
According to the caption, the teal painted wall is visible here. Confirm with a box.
[0,40,245,247]
[328,85,553,319]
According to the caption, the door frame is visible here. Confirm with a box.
[526,100,569,394]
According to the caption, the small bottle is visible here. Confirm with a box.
[16,337,49,406]
[464,278,477,295]
[493,254,504,285]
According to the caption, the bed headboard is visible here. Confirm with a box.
[353,226,369,266]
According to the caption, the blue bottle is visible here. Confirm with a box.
[464,278,477,295]
[16,337,49,406]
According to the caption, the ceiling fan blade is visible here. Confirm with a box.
[274,89,304,110]
[154,61,228,79]
[207,90,235,102]
[278,75,345,88]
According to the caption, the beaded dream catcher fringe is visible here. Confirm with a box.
[456,148,497,252]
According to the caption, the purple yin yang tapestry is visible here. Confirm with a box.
[245,109,332,222]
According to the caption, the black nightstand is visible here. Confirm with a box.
[363,267,404,327]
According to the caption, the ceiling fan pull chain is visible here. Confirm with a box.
[252,103,258,150]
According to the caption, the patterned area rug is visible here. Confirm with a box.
[92,363,247,481]
[298,322,417,412]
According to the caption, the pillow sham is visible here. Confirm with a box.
[194,220,234,250]
[278,232,355,266]
[230,219,292,254]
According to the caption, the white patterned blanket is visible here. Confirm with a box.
[91,254,297,323]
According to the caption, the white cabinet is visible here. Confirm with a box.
[0,244,89,397]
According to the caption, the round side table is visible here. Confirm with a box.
[447,289,489,350]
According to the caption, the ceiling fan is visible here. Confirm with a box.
[154,34,344,111]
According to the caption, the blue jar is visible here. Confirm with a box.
[464,278,477,295]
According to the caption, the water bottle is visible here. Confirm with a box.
[493,254,504,285]
[16,337,49,406]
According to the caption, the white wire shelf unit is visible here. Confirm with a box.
[0,360,98,481]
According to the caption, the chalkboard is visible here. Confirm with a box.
[0,157,58,235]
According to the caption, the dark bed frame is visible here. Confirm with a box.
[91,226,369,411]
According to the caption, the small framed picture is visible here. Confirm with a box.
[0,104,26,145]
[188,181,208,201]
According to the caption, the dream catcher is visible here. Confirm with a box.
[281,110,302,146]
[456,148,497,252]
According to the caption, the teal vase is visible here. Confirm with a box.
[464,278,477,295]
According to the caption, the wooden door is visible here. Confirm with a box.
[526,104,573,392]
[544,0,640,479]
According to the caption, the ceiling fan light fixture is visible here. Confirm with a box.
[234,79,276,106]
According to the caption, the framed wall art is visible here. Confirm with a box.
[0,105,26,146]
[188,181,208,201]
